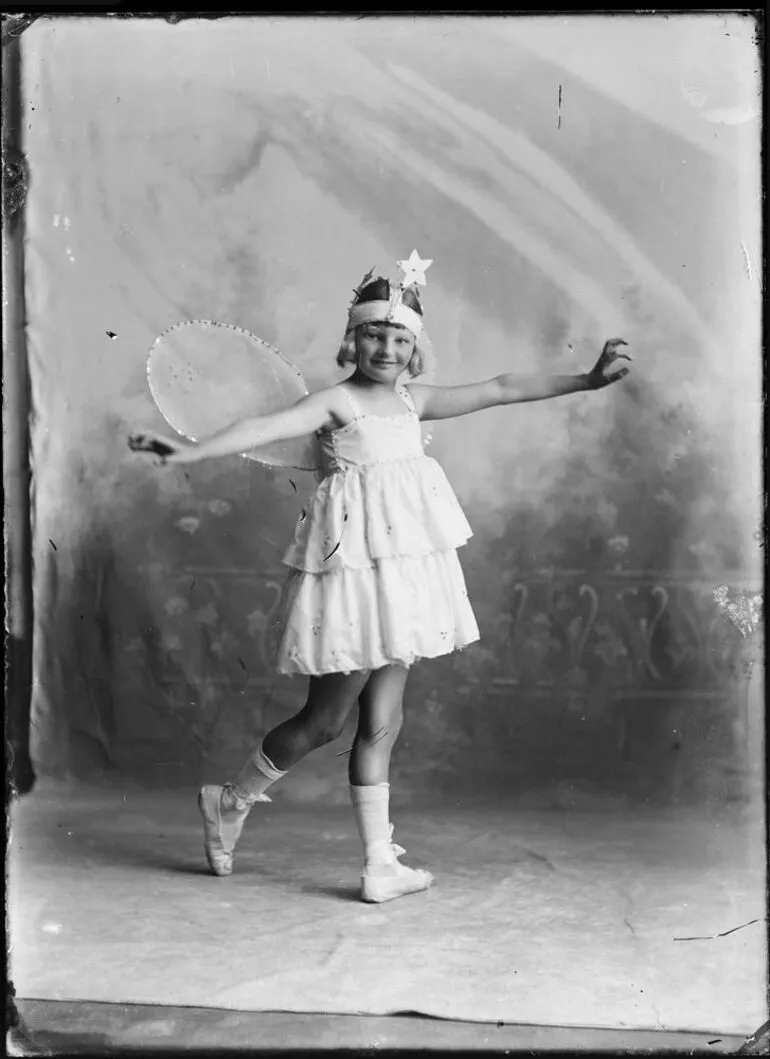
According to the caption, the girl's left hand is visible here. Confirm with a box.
[586,338,632,389]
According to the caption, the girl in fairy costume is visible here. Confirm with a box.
[130,250,630,903]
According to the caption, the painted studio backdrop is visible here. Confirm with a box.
[22,16,762,806]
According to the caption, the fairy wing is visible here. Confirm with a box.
[146,320,321,471]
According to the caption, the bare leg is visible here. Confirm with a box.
[347,665,434,903]
[200,669,369,876]
[348,664,408,787]
[263,669,371,772]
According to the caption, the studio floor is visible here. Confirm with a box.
[8,781,767,1052]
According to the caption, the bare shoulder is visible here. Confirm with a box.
[300,382,353,430]
[404,382,432,417]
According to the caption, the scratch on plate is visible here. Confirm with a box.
[521,848,557,872]
[321,933,348,968]
[740,240,753,281]
[674,916,763,941]
[323,513,348,562]
[336,727,387,757]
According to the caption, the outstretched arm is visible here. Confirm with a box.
[410,338,631,422]
[129,389,338,465]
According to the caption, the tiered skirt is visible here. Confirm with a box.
[275,456,480,676]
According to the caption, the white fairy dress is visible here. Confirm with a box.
[276,385,479,676]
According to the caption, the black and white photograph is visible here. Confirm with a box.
[4,11,766,1055]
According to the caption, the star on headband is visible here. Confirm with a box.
[397,250,433,288]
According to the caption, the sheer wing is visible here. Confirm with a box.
[147,320,321,471]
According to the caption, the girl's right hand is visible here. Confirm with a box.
[128,430,199,465]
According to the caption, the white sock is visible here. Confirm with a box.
[227,743,287,808]
[350,782,397,866]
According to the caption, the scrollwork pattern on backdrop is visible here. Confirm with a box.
[489,571,761,695]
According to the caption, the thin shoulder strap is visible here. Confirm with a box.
[340,386,363,420]
[397,385,417,415]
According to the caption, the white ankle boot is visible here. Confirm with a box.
[351,784,434,904]
[360,825,434,904]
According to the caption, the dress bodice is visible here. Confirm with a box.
[316,387,425,476]
[282,385,473,574]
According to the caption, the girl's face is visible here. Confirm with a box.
[353,322,416,383]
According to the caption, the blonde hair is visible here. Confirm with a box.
[336,324,435,379]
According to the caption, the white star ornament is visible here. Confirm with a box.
[397,249,433,288]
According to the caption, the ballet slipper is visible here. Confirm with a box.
[198,783,270,877]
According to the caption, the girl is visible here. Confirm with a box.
[129,250,631,903]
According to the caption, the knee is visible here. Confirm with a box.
[309,716,347,749]
[365,705,403,744]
